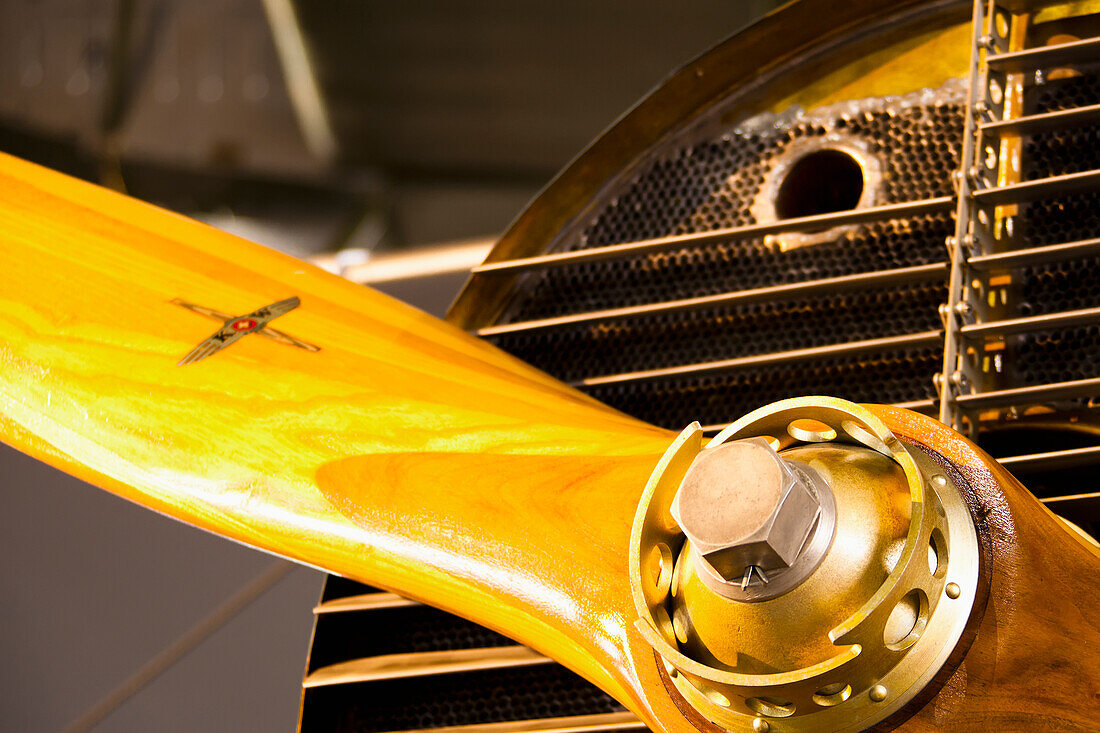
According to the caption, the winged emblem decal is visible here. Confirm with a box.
[172,296,320,365]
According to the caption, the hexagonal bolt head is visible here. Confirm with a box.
[670,437,822,582]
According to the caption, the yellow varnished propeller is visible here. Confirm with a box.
[0,151,691,726]
[3,152,1099,732]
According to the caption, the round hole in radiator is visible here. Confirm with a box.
[774,149,864,220]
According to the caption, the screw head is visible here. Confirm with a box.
[670,438,822,583]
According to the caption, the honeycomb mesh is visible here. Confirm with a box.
[584,347,942,429]
[494,282,945,386]
[301,663,628,733]
[1014,71,1100,385]
[306,604,515,672]
[487,84,965,428]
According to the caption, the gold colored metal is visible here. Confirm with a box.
[302,646,551,688]
[629,397,980,732]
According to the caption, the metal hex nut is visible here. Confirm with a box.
[670,437,821,581]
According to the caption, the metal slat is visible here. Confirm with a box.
[473,197,953,275]
[960,306,1100,338]
[1000,445,1100,472]
[955,376,1100,409]
[986,36,1100,73]
[971,169,1100,206]
[302,646,551,688]
[968,236,1100,270]
[477,264,946,336]
[1041,492,1100,525]
[313,592,418,614]
[574,331,942,387]
[979,103,1100,137]
[392,712,647,733]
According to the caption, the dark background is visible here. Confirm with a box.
[0,1,782,731]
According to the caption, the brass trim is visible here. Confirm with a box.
[302,646,551,688]
[312,592,418,614]
[629,397,980,732]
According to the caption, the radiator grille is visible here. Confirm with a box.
[302,39,1100,733]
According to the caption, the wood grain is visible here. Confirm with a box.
[1,151,1097,731]
[873,405,1100,731]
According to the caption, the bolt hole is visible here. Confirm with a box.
[813,683,852,707]
[884,589,930,651]
[774,149,864,220]
[841,419,891,456]
[788,418,837,443]
[649,542,674,598]
[746,697,796,718]
[929,528,947,578]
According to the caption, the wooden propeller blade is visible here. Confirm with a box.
[3,152,1098,731]
[0,152,695,727]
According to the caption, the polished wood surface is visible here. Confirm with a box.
[0,151,691,730]
[1,151,1098,731]
[874,405,1100,731]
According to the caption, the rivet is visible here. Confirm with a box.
[869,684,888,702]
[930,474,947,489]
[752,719,770,733]
[946,582,961,599]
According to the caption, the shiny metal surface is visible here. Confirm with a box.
[670,438,834,600]
[630,397,981,732]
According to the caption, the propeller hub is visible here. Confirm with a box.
[629,397,981,732]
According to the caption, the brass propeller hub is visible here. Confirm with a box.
[629,397,980,732]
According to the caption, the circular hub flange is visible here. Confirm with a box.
[629,397,980,732]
